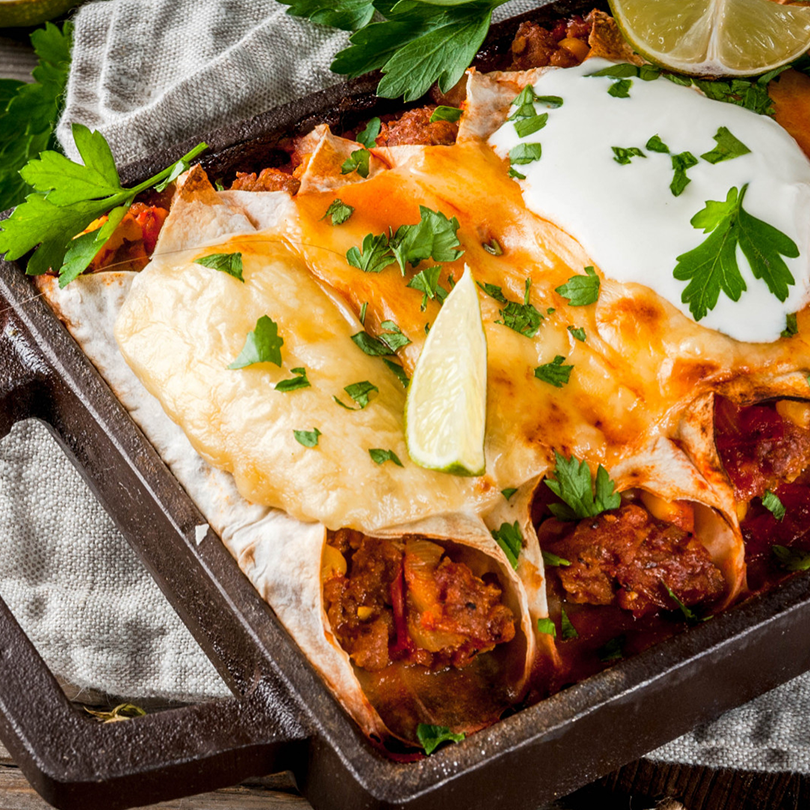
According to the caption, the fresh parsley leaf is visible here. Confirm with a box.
[501,487,517,501]
[346,233,396,274]
[639,64,662,81]
[542,551,571,567]
[700,126,751,165]
[555,266,600,306]
[341,148,371,178]
[383,358,409,387]
[228,315,284,369]
[416,723,465,755]
[608,79,632,98]
[772,544,810,571]
[560,607,578,640]
[477,281,507,303]
[782,313,799,338]
[359,301,368,324]
[356,117,381,148]
[692,77,774,116]
[491,521,522,569]
[598,636,624,663]
[664,582,706,624]
[334,380,378,410]
[588,63,640,79]
[670,151,698,197]
[194,252,244,282]
[369,448,404,466]
[496,299,543,338]
[612,146,645,165]
[673,184,798,321]
[534,355,573,387]
[646,134,670,153]
[352,331,396,356]
[323,198,355,225]
[390,206,464,273]
[509,142,542,166]
[545,452,621,521]
[280,0,376,31]
[568,325,586,342]
[482,238,503,256]
[294,428,322,448]
[762,490,786,520]
[408,264,448,310]
[379,320,412,351]
[514,113,548,139]
[508,166,526,180]
[275,367,311,392]
[534,95,564,108]
[430,105,462,123]
[537,617,556,637]
[58,205,129,286]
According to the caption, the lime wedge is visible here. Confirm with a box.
[609,0,810,76]
[405,265,487,476]
[0,0,80,26]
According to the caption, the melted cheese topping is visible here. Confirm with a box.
[489,58,810,343]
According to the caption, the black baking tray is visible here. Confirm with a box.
[3,2,810,807]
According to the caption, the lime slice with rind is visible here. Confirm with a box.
[0,0,80,26]
[609,0,810,77]
[405,265,487,476]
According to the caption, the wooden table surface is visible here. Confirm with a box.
[2,19,809,810]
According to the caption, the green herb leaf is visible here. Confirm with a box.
[477,281,507,304]
[383,358,409,387]
[324,198,355,225]
[280,0,376,31]
[58,205,128,287]
[369,448,404,466]
[508,166,526,180]
[762,490,786,520]
[491,521,522,569]
[390,206,464,273]
[612,146,645,165]
[509,142,542,166]
[334,380,379,410]
[501,487,518,501]
[555,266,600,306]
[608,79,632,98]
[537,617,556,637]
[430,105,463,123]
[496,299,544,338]
[407,265,448,310]
[646,134,670,153]
[568,325,586,342]
[275,367,311,392]
[782,313,799,338]
[228,315,284,369]
[346,233,396,274]
[294,428,322,448]
[514,113,548,139]
[482,238,503,256]
[356,117,381,148]
[340,147,371,178]
[194,252,244,282]
[670,151,698,197]
[542,550,571,567]
[359,301,368,324]
[691,76,774,116]
[379,320,412,351]
[700,126,751,164]
[773,544,810,571]
[351,331,397,356]
[534,355,573,387]
[416,723,465,755]
[588,63,640,79]
[663,582,706,624]
[545,451,621,521]
[560,607,578,640]
[673,184,798,321]
[598,636,624,662]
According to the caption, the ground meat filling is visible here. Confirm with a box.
[323,530,516,672]
[510,15,592,70]
[541,504,725,618]
[229,167,301,195]
[375,106,460,147]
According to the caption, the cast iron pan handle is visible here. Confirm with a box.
[0,269,313,809]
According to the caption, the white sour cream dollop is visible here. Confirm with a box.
[488,57,810,343]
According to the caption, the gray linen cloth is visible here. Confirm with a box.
[5,0,796,769]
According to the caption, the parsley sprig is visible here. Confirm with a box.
[544,452,621,521]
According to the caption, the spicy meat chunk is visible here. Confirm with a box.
[376,106,459,147]
[230,167,301,195]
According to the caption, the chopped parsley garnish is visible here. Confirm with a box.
[700,126,751,165]
[608,79,632,98]
[482,238,503,256]
[416,723,465,755]
[275,367,311,392]
[509,87,564,117]
[477,281,507,304]
[782,313,799,338]
[334,380,378,410]
[560,607,578,641]
[514,112,548,139]
[598,636,624,663]
[379,320,411,350]
[534,355,573,387]
[568,325,586,342]
[194,252,244,282]
[773,544,810,571]
[646,134,670,153]
[664,582,707,624]
[369,448,404,467]
[509,142,543,166]
[356,117,381,148]
[351,321,411,356]
[491,521,522,569]
[496,299,544,338]
[612,146,645,165]
[537,617,556,637]
[673,184,798,321]
[544,451,621,521]
[690,76,775,117]
[407,265,448,310]
[501,487,518,501]
[555,266,600,306]
[294,428,321,448]
[323,198,355,225]
[340,147,371,178]
[228,315,284,369]
[508,167,526,180]
[429,105,462,123]
[542,551,571,568]
[359,301,368,324]
[588,63,646,79]
[383,358,409,387]
[762,490,786,520]
[670,151,698,197]
[346,233,396,274]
